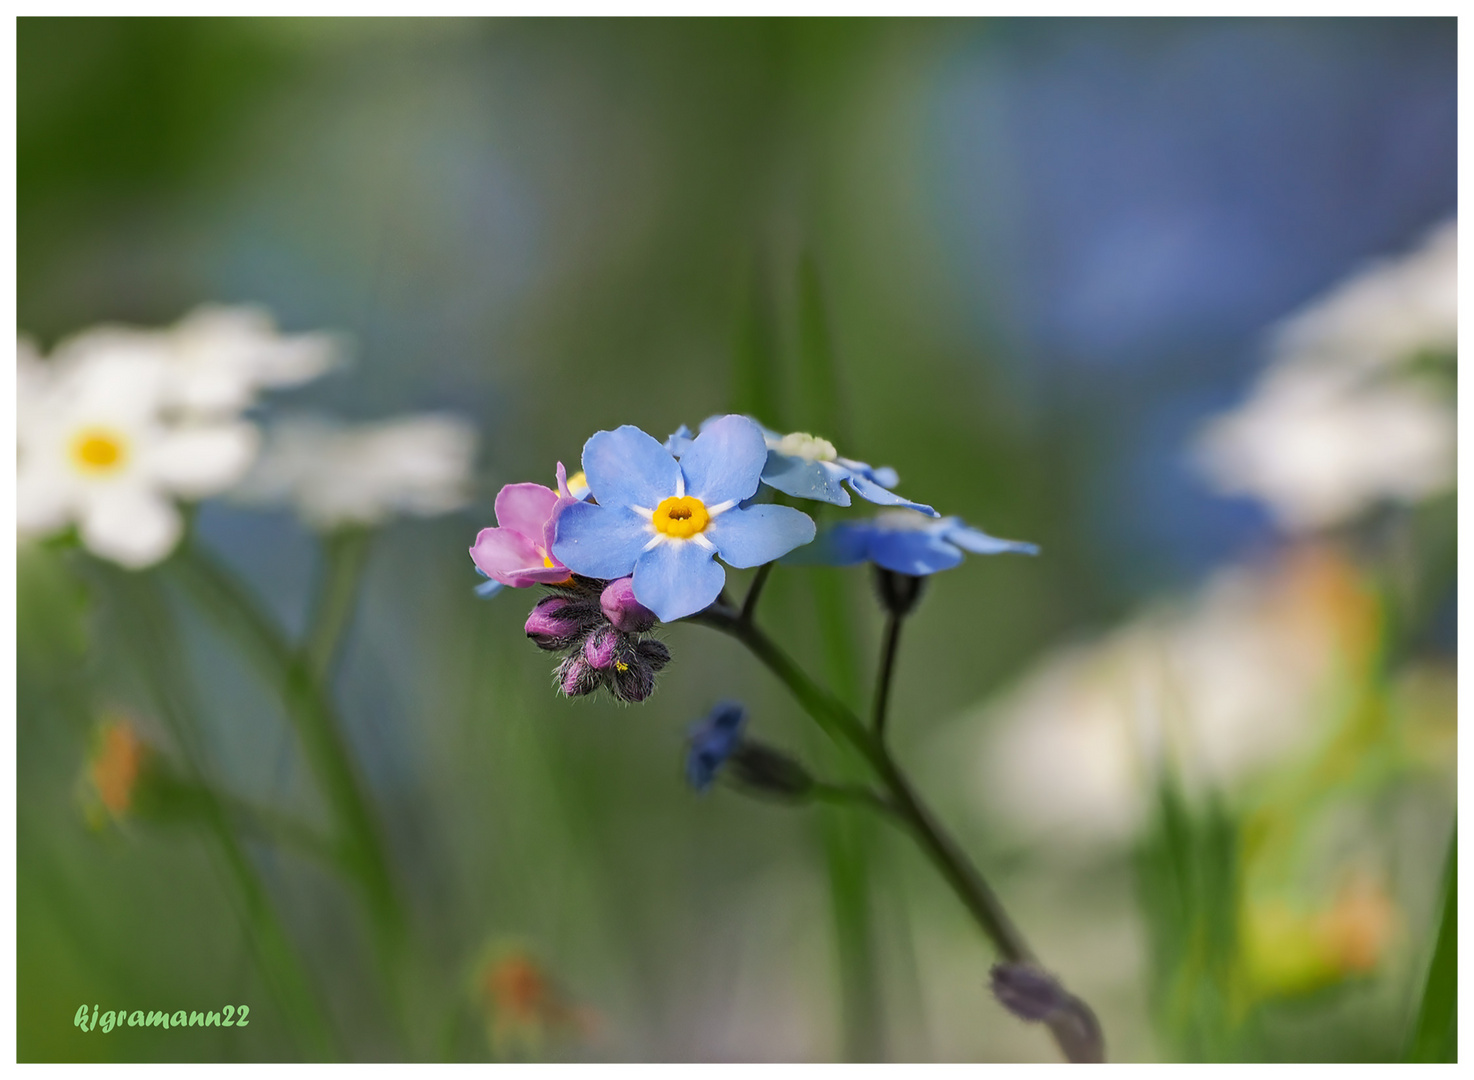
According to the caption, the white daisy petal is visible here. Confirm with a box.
[231,411,476,530]
[148,422,261,499]
[168,304,345,413]
[79,485,183,569]
[16,460,75,538]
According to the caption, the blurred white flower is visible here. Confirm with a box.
[1195,218,1456,533]
[49,304,344,417]
[1196,364,1454,532]
[1269,219,1456,375]
[231,412,478,530]
[968,545,1376,848]
[17,337,259,569]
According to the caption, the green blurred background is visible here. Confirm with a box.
[17,17,1457,1062]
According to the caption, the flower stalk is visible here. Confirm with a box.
[691,593,1101,1063]
[170,539,410,1037]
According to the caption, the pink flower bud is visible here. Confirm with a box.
[600,577,657,633]
[525,596,596,650]
[583,627,619,670]
[558,656,600,697]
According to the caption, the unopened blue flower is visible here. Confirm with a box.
[552,415,816,622]
[797,509,1039,576]
[665,416,936,515]
[686,701,747,791]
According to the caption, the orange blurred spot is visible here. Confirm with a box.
[1315,877,1395,974]
[478,949,600,1049]
[90,721,146,816]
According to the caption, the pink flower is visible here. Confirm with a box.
[470,464,582,588]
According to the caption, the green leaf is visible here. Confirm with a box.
[730,258,785,430]
[795,253,849,446]
[1404,828,1456,1062]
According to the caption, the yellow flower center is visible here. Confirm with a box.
[69,427,129,475]
[566,470,590,498]
[542,553,556,568]
[652,495,710,539]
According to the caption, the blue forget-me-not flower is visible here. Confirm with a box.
[801,509,1039,576]
[686,701,748,791]
[666,416,936,516]
[552,415,816,622]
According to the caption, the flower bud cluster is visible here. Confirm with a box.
[525,576,670,704]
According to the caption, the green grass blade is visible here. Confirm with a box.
[1405,828,1456,1062]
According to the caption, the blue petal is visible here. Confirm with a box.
[779,521,870,566]
[845,472,938,516]
[663,424,695,457]
[868,530,965,575]
[631,538,727,622]
[946,522,1040,557]
[864,464,900,489]
[760,454,851,505]
[678,414,768,506]
[551,501,652,579]
[473,578,504,599]
[686,701,747,791]
[581,425,681,510]
[706,504,816,569]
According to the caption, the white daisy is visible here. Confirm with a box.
[231,412,478,530]
[1195,218,1456,532]
[17,337,259,569]
[961,546,1375,848]
[48,303,344,419]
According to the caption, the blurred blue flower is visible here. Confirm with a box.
[473,565,504,599]
[552,416,816,622]
[666,417,937,516]
[798,509,1038,576]
[686,701,747,792]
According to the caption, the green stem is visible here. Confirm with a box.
[169,542,408,1003]
[872,612,904,741]
[221,795,344,871]
[692,603,1100,1062]
[201,802,341,1060]
[305,528,373,684]
[1404,827,1456,1062]
[113,567,340,1058]
[740,562,775,624]
[810,781,896,817]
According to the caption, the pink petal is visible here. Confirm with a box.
[494,483,560,539]
[470,526,543,586]
[542,495,581,559]
[513,563,577,586]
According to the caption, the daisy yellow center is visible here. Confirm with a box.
[652,495,710,539]
[69,427,129,475]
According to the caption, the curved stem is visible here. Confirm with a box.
[110,566,340,1058]
[871,611,904,741]
[222,795,345,871]
[740,562,775,624]
[305,528,373,684]
[170,543,409,986]
[691,604,1099,1061]
[810,781,897,818]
